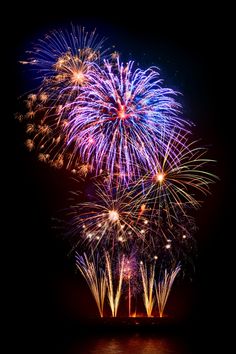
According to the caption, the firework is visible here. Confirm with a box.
[122,252,139,316]
[65,57,189,183]
[20,25,109,172]
[75,252,106,317]
[68,183,150,251]
[136,130,217,225]
[140,259,157,317]
[18,25,218,320]
[105,252,125,317]
[21,25,107,87]
[155,265,181,317]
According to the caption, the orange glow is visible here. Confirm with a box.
[118,105,127,119]
[155,172,165,183]
[72,70,85,84]
[138,204,146,219]
[108,210,119,222]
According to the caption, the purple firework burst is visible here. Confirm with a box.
[65,57,190,183]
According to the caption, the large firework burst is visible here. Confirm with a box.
[65,57,189,183]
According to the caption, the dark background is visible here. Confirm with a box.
[7,3,233,353]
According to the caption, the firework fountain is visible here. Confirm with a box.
[17,24,217,320]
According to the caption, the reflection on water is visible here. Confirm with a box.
[68,334,189,354]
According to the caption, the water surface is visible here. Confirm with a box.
[67,334,189,354]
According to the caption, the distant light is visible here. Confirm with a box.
[118,236,123,242]
[141,229,145,234]
[108,210,119,222]
[140,261,143,265]
[96,236,100,240]
[144,219,148,224]
[87,233,92,238]
[98,223,102,227]
[165,244,171,249]
[167,239,171,243]
[154,255,158,260]
[183,234,187,239]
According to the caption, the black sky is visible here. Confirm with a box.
[6,3,233,353]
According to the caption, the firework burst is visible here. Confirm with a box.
[135,130,218,224]
[19,25,109,172]
[21,25,107,86]
[68,183,150,251]
[65,57,189,183]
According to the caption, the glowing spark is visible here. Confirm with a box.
[25,139,34,151]
[155,172,165,183]
[108,210,119,222]
[72,70,85,85]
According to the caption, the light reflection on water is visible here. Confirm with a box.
[68,334,189,354]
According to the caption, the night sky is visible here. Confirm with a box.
[7,3,233,353]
